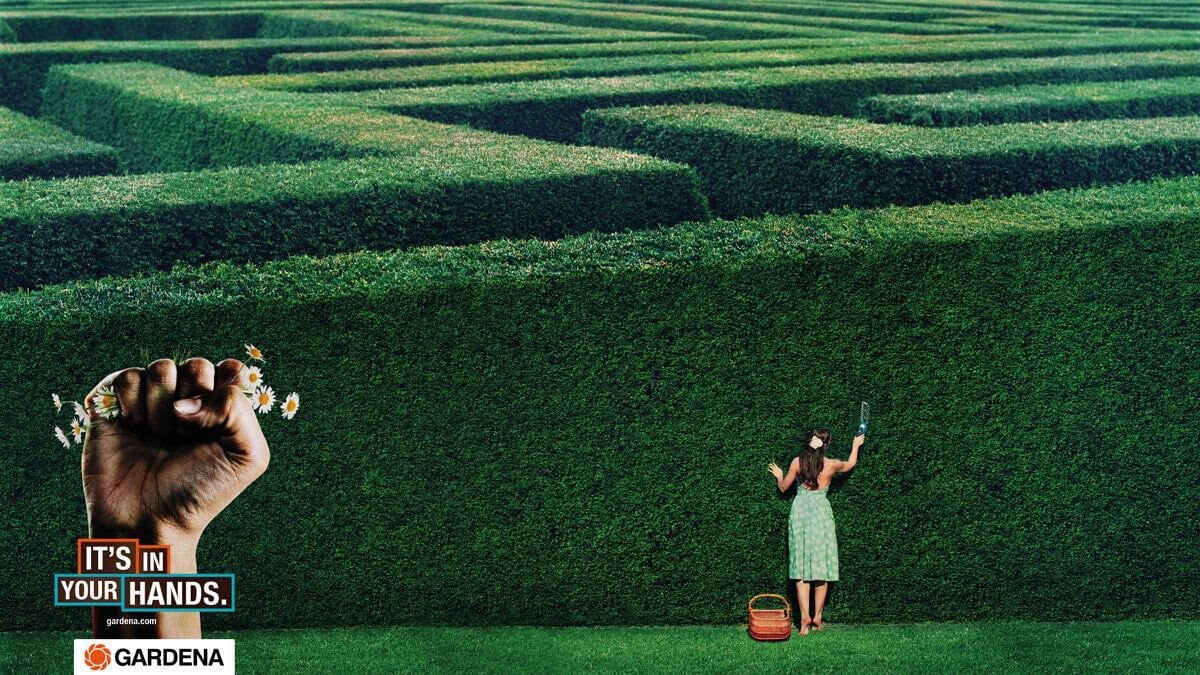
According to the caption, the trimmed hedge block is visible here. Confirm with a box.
[9,62,708,289]
[0,153,707,290]
[581,103,1200,217]
[3,11,263,42]
[572,0,955,22]
[465,0,980,35]
[264,35,902,73]
[0,105,116,180]
[256,10,497,39]
[439,3,858,39]
[262,32,1200,76]
[325,50,1200,141]
[239,36,1200,92]
[0,19,14,42]
[862,76,1200,126]
[4,175,1200,630]
[0,31,696,114]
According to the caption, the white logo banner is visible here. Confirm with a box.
[74,639,234,674]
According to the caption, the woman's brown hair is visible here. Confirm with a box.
[798,428,832,490]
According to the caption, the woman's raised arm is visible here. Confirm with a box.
[767,457,800,492]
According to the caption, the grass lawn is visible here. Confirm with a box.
[3,620,1198,673]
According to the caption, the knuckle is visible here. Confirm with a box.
[180,357,214,378]
[146,358,176,382]
[113,368,143,390]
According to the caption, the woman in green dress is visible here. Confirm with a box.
[768,429,863,635]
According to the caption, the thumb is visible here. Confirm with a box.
[172,384,250,435]
[173,384,269,472]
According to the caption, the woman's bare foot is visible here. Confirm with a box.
[812,616,825,631]
[799,618,812,636]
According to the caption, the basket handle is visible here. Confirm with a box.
[748,593,791,617]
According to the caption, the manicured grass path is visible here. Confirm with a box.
[3,621,1198,672]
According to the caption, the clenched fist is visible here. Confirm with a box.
[82,358,270,638]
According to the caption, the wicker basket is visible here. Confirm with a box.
[747,593,792,641]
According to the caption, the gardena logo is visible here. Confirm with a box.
[82,643,111,671]
[73,639,234,674]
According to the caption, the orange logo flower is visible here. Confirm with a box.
[83,643,111,671]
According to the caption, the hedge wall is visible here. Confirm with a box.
[261,32,1200,75]
[438,3,857,39]
[254,8,695,40]
[237,36,1200,92]
[0,19,14,43]
[3,175,1199,631]
[0,105,116,180]
[3,12,263,42]
[7,63,706,289]
[37,62,693,177]
[0,31,690,114]
[862,76,1200,126]
[377,9,697,38]
[580,103,1200,217]
[255,9,532,39]
[938,11,1200,31]
[263,35,901,73]
[595,0,954,22]
[0,150,706,291]
[327,50,1200,141]
[441,2,980,35]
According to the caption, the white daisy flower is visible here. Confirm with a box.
[54,426,70,449]
[70,417,87,443]
[52,393,62,411]
[245,344,266,362]
[281,392,299,420]
[242,366,264,392]
[252,386,276,414]
[92,387,120,420]
[72,401,88,421]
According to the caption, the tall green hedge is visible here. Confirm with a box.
[3,12,263,42]
[0,151,706,291]
[0,19,15,43]
[377,8,697,38]
[438,3,857,39]
[580,103,1200,217]
[236,35,1200,92]
[3,175,1199,631]
[938,11,1200,31]
[6,62,707,289]
[0,31,692,114]
[255,9,523,39]
[263,35,903,73]
[38,62,687,174]
[0,105,116,180]
[595,0,956,22]
[326,50,1200,141]
[862,76,1200,126]
[441,1,980,35]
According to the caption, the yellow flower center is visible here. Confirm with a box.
[100,395,113,406]
[287,400,296,411]
[259,393,269,404]
[249,373,258,383]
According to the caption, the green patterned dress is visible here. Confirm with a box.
[788,482,840,581]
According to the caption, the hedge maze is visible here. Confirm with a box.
[2,0,1198,634]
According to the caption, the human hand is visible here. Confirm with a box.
[82,358,270,548]
[767,462,783,481]
[853,434,865,450]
